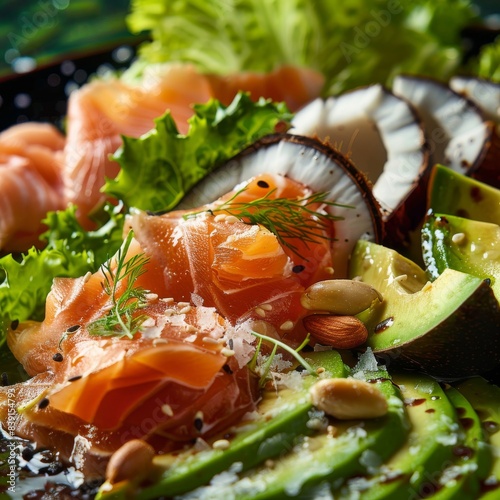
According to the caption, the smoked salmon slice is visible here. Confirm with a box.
[0,122,66,253]
[63,63,214,226]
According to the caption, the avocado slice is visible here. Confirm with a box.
[179,369,407,499]
[426,385,492,499]
[455,377,500,499]
[96,350,348,499]
[422,213,500,301]
[349,240,500,378]
[428,164,500,224]
[334,373,461,499]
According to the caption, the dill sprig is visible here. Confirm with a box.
[249,331,316,386]
[184,188,349,260]
[87,231,150,339]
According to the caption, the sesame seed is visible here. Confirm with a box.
[257,180,270,188]
[212,439,230,450]
[83,271,92,283]
[202,336,219,345]
[68,375,82,382]
[316,367,325,374]
[324,267,334,275]
[255,307,266,318]
[452,232,466,245]
[178,302,190,308]
[10,319,19,330]
[66,324,81,333]
[161,404,174,417]
[194,411,204,431]
[224,215,240,224]
[1,372,9,387]
[52,353,64,362]
[145,293,159,301]
[260,303,273,311]
[179,305,192,314]
[228,338,234,350]
[153,338,168,346]
[223,364,233,375]
[214,214,227,222]
[38,398,50,410]
[221,348,235,357]
[280,320,294,331]
[292,265,305,273]
[161,297,174,304]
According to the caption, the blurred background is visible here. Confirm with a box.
[0,0,499,131]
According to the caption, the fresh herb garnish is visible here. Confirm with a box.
[87,231,150,339]
[185,187,345,259]
[249,331,316,386]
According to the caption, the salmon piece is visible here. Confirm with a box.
[3,295,257,475]
[208,65,325,112]
[129,173,335,344]
[63,64,214,226]
[0,123,66,252]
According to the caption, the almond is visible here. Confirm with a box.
[302,314,368,349]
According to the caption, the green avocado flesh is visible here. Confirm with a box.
[429,385,492,500]
[455,377,500,499]
[96,357,500,500]
[422,213,500,301]
[334,373,461,499]
[181,374,407,500]
[349,240,500,378]
[428,165,500,225]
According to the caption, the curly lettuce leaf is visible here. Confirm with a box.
[471,35,500,81]
[105,92,292,211]
[127,0,477,94]
[0,204,124,344]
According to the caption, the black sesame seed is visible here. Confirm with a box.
[1,372,9,387]
[66,324,81,333]
[52,353,64,362]
[257,180,270,188]
[228,338,234,350]
[38,398,50,409]
[10,319,19,330]
[194,416,203,432]
[21,445,35,461]
[292,265,306,273]
[223,364,233,375]
[295,365,306,372]
[68,375,82,382]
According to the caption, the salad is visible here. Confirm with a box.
[1,1,500,498]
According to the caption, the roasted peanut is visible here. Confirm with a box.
[310,378,388,420]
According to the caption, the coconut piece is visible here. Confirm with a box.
[291,85,429,245]
[392,75,496,186]
[450,76,500,123]
[177,134,383,278]
[449,75,500,188]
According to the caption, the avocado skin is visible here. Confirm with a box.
[455,377,500,499]
[427,165,500,224]
[422,212,500,301]
[350,240,500,378]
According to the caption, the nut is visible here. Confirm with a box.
[310,378,388,420]
[300,279,382,315]
[106,439,155,484]
[303,314,368,349]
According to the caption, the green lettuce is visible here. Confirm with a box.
[0,204,124,344]
[127,0,478,94]
[105,92,292,212]
[472,35,500,81]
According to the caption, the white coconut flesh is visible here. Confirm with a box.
[291,84,428,216]
[392,75,492,174]
[450,76,500,124]
[178,134,383,278]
